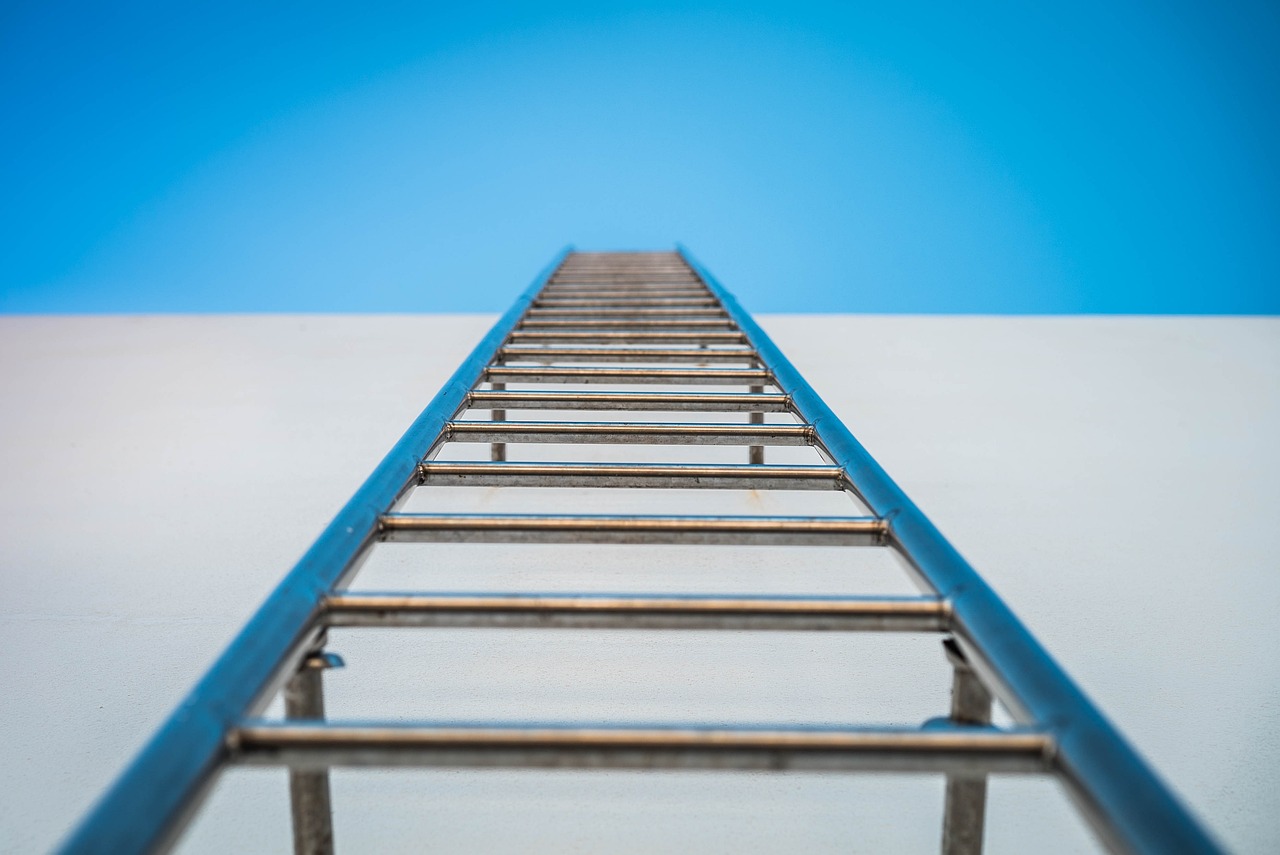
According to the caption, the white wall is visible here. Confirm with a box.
[0,315,1275,853]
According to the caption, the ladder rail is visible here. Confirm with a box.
[679,245,1219,855]
[57,249,574,855]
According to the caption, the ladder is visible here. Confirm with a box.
[63,248,1219,854]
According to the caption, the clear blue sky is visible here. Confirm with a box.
[2,1,1277,313]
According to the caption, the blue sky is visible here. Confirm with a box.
[1,1,1277,313]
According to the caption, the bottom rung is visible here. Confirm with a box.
[233,722,1051,774]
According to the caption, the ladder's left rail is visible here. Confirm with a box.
[58,250,574,854]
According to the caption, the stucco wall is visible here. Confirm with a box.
[1,315,1275,852]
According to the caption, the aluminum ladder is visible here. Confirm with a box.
[63,248,1219,854]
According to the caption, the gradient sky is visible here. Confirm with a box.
[2,1,1277,313]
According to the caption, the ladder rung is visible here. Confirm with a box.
[548,283,701,288]
[535,298,718,308]
[520,319,737,330]
[509,331,748,345]
[232,722,1051,774]
[323,593,948,631]
[526,307,726,318]
[539,289,711,298]
[549,277,700,284]
[465,391,790,412]
[377,513,884,545]
[446,420,813,445]
[498,346,757,364]
[553,270,695,275]
[550,281,698,284]
[484,366,771,385]
[548,287,703,291]
[419,461,841,489]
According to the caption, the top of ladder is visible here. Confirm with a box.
[60,247,1220,854]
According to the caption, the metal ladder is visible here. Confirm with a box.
[63,248,1218,854]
